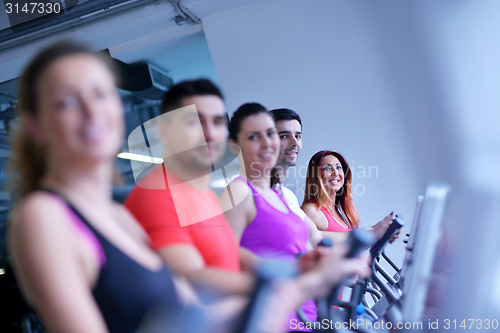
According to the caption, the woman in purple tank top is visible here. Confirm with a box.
[222,103,316,332]
[221,104,372,332]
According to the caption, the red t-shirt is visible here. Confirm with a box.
[124,165,240,272]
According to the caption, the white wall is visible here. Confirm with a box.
[202,0,448,264]
[202,0,500,320]
[414,0,500,321]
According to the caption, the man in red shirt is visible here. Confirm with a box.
[125,79,255,296]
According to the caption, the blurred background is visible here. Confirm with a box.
[1,0,499,331]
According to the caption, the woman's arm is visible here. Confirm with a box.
[304,214,322,249]
[221,179,263,272]
[220,179,256,242]
[302,203,350,244]
[362,212,401,243]
[9,194,108,333]
[302,202,328,231]
[294,244,371,299]
[259,245,370,333]
[302,214,349,247]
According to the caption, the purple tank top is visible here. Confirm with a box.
[239,177,309,261]
[238,177,316,331]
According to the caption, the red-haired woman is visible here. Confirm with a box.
[302,150,396,243]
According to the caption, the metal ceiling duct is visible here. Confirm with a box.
[0,0,145,47]
[112,57,174,100]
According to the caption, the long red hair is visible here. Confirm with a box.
[302,150,360,228]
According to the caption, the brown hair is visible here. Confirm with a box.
[302,150,360,228]
[10,40,117,197]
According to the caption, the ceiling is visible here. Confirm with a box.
[0,0,259,194]
[0,0,264,114]
[0,0,264,86]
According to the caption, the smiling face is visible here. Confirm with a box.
[33,54,123,165]
[320,154,345,194]
[159,94,227,171]
[182,95,228,165]
[234,113,279,176]
[275,119,302,167]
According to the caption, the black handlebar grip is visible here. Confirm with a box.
[370,215,404,258]
[345,229,375,258]
[318,238,333,247]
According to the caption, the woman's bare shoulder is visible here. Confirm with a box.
[301,201,320,214]
[302,201,329,230]
[9,192,85,284]
[12,192,69,229]
[220,178,253,211]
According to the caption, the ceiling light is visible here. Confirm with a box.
[118,152,163,164]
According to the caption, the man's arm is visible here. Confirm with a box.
[125,180,256,298]
[158,245,255,297]
[239,247,261,273]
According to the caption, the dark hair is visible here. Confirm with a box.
[161,79,224,114]
[302,150,359,228]
[269,108,302,129]
[228,103,270,142]
[12,40,117,196]
[269,108,302,188]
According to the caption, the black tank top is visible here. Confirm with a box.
[49,191,181,333]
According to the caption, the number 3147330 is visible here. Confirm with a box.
[444,319,498,330]
[6,2,61,14]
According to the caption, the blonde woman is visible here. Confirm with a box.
[8,41,182,333]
